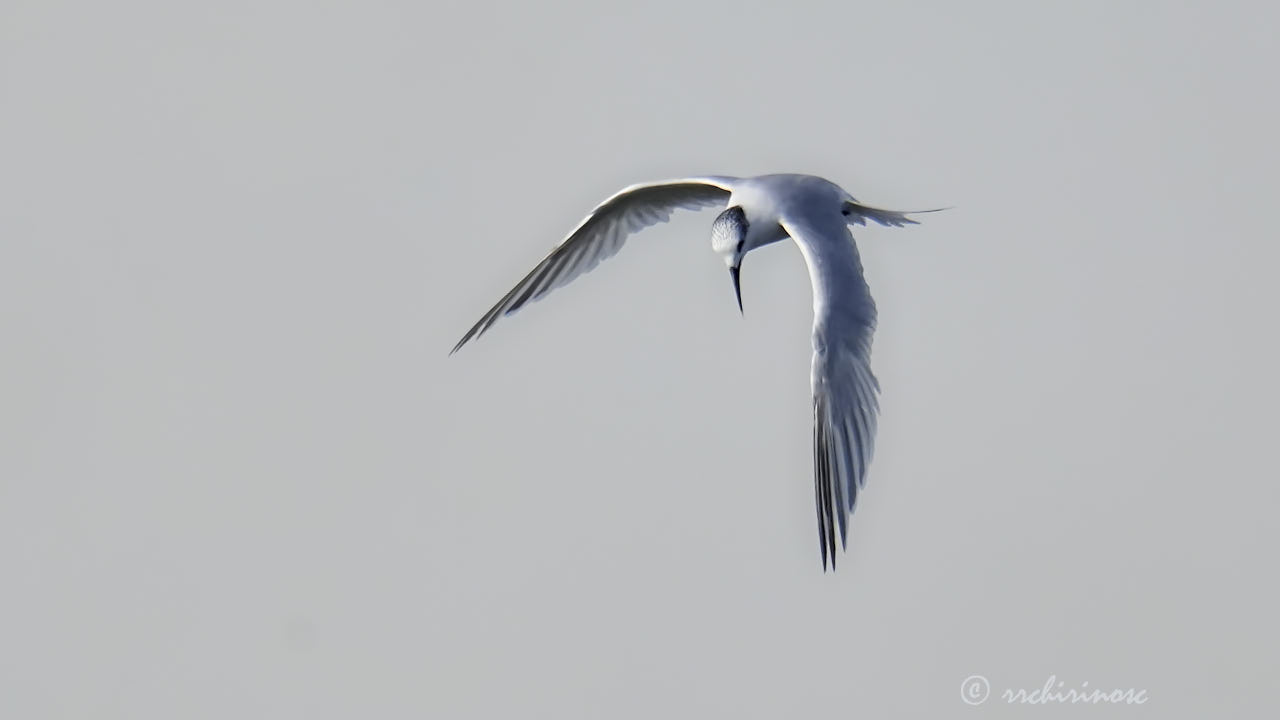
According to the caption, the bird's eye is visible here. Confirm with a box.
[841,208,851,217]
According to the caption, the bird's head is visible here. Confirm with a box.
[710,206,749,313]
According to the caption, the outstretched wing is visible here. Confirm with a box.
[783,214,883,571]
[451,177,736,353]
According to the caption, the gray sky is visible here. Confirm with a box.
[3,0,1278,717]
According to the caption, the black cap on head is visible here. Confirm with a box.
[711,206,748,314]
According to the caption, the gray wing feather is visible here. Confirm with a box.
[452,178,734,353]
[812,331,881,570]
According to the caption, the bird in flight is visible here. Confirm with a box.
[451,174,937,570]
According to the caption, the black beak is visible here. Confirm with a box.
[729,265,743,314]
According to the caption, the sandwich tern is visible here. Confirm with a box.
[451,174,936,570]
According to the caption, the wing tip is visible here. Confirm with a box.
[450,322,488,355]
[815,398,843,573]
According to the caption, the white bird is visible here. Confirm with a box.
[451,174,937,570]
